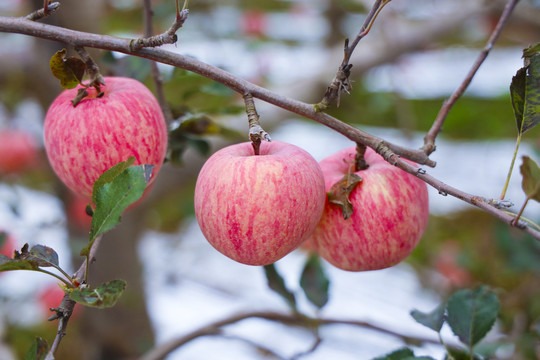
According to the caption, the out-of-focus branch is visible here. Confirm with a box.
[139,310,440,360]
[422,0,521,155]
[142,0,174,124]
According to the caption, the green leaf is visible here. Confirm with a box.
[68,279,126,308]
[18,245,59,268]
[0,254,38,272]
[520,156,540,202]
[510,55,540,135]
[49,49,86,89]
[24,337,52,360]
[523,42,540,58]
[445,347,483,360]
[446,286,500,347]
[91,157,136,206]
[373,348,435,360]
[82,163,153,256]
[263,264,296,311]
[300,253,329,309]
[373,348,414,360]
[410,302,446,333]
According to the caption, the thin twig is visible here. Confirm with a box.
[143,0,174,124]
[49,235,103,355]
[317,0,391,109]
[139,310,440,360]
[26,1,60,21]
[422,0,521,155]
[130,9,189,51]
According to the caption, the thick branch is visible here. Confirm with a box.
[2,14,540,241]
[422,0,521,154]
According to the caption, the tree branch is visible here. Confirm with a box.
[422,0,521,155]
[48,235,103,355]
[1,9,539,241]
[142,0,174,124]
[139,310,440,360]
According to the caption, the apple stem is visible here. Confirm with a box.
[354,143,369,172]
[74,45,105,95]
[244,93,271,155]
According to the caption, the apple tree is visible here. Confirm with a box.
[0,0,540,359]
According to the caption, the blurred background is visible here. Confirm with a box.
[1,0,540,359]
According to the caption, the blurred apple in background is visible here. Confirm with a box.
[0,129,38,175]
[309,146,429,271]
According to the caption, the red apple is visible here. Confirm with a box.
[0,129,38,175]
[43,76,168,199]
[241,10,267,37]
[309,146,429,271]
[194,141,326,266]
[67,193,92,231]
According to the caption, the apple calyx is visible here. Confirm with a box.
[327,172,362,220]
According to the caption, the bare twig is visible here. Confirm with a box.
[318,0,391,109]
[49,235,103,355]
[26,1,60,21]
[139,310,440,360]
[422,0,521,155]
[143,0,174,124]
[244,93,271,155]
[130,9,189,51]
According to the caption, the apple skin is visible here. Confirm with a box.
[309,146,429,271]
[0,129,38,175]
[44,76,168,199]
[194,141,326,266]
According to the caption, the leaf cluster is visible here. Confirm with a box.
[377,286,500,360]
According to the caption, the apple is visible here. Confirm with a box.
[194,141,326,266]
[309,146,429,271]
[67,193,92,231]
[0,129,38,175]
[43,76,168,199]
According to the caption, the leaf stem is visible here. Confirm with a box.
[500,133,522,200]
[512,197,530,227]
[36,268,73,288]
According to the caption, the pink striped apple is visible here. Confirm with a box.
[44,77,167,199]
[194,141,326,266]
[309,146,429,271]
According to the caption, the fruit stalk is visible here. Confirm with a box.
[244,93,270,155]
